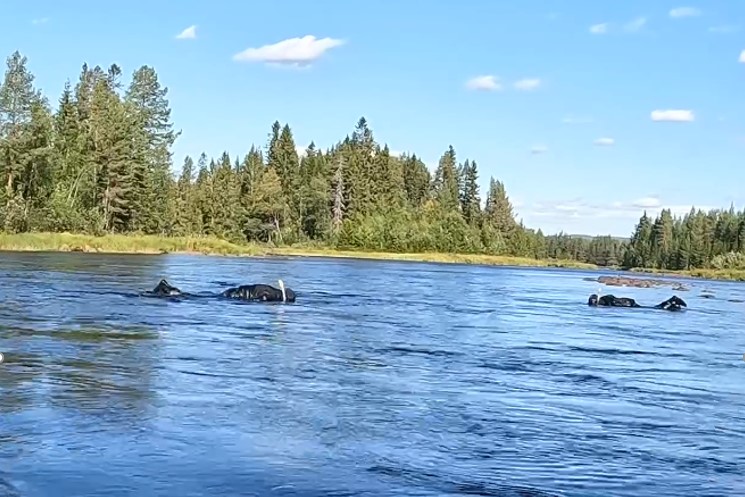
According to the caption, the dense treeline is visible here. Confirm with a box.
[624,207,745,271]
[0,51,739,270]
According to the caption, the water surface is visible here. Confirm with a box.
[0,252,743,496]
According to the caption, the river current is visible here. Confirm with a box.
[0,252,743,496]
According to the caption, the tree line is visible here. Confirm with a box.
[0,51,740,270]
[624,207,745,271]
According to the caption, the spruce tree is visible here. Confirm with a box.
[3,49,744,272]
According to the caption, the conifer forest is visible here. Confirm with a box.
[1,51,743,271]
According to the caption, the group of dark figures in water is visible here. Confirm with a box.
[143,277,687,312]
[588,293,687,311]
[143,279,296,303]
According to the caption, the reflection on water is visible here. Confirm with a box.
[0,253,744,497]
[0,323,161,456]
[0,351,45,415]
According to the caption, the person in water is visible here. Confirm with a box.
[588,294,687,311]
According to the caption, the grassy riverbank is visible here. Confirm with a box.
[270,246,596,269]
[0,232,595,269]
[0,232,264,256]
[629,266,745,282]
[2,232,744,280]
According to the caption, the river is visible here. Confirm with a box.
[0,252,743,497]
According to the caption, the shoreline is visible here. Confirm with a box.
[0,232,743,282]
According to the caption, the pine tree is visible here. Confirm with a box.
[0,51,47,229]
[483,177,516,236]
[402,153,431,208]
[331,154,345,235]
[249,165,288,244]
[433,145,459,212]
[125,65,179,234]
[89,73,133,232]
[460,159,481,226]
[4,49,745,272]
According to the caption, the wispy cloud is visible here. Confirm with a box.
[176,25,197,40]
[632,196,661,208]
[562,115,594,124]
[739,50,745,63]
[530,144,548,155]
[650,109,694,122]
[233,35,345,67]
[31,17,49,25]
[624,16,648,32]
[465,75,502,91]
[709,24,739,34]
[467,76,543,92]
[594,137,615,146]
[588,17,647,35]
[589,23,608,34]
[669,7,701,18]
[513,78,541,91]
[527,196,713,222]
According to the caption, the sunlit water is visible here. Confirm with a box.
[0,252,744,497]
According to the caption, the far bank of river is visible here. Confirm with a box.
[0,232,743,282]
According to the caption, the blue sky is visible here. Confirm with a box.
[1,0,744,237]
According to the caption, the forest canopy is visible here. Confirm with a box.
[0,51,741,271]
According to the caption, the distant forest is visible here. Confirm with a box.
[0,51,743,271]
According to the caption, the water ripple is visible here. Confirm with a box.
[0,253,744,496]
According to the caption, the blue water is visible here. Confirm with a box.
[0,252,744,497]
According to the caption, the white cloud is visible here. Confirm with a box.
[296,146,307,158]
[624,17,647,32]
[632,196,661,208]
[562,115,594,124]
[554,202,582,212]
[589,23,608,34]
[31,17,48,25]
[526,197,715,222]
[467,76,541,92]
[669,7,701,18]
[709,25,739,34]
[233,35,345,66]
[514,78,541,91]
[530,144,548,155]
[650,109,694,122]
[594,137,615,146]
[465,75,502,91]
[739,50,745,63]
[176,25,197,40]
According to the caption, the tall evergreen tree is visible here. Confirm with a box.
[433,145,459,212]
[2,49,743,272]
[460,159,481,226]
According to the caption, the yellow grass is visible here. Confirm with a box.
[270,246,597,268]
[0,232,264,256]
[3,232,744,280]
[0,232,596,269]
